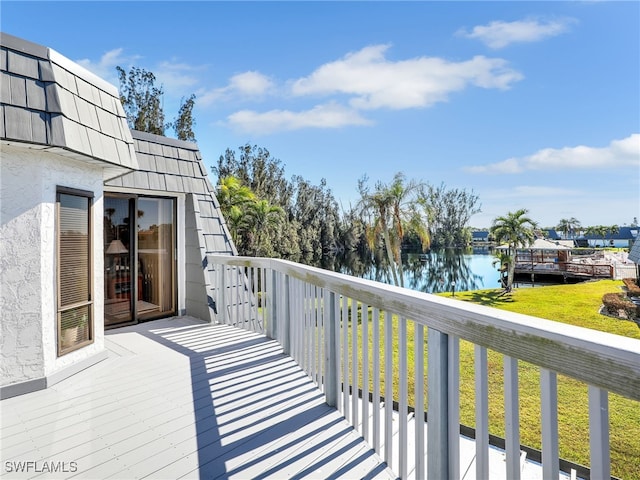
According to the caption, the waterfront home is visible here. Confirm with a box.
[2,32,639,480]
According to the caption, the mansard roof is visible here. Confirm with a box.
[0,32,137,178]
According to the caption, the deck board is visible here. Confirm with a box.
[1,317,396,480]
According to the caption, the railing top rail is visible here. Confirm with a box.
[209,254,640,401]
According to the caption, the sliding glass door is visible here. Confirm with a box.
[104,194,176,327]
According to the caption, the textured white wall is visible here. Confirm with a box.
[1,144,104,387]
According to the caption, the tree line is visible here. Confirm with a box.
[115,65,481,281]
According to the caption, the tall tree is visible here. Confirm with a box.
[168,94,196,142]
[117,66,165,135]
[358,173,428,287]
[490,208,537,292]
[247,200,284,256]
[422,183,481,247]
[556,217,581,239]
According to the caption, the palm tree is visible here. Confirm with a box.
[217,176,255,244]
[246,199,283,256]
[556,217,581,239]
[490,209,538,292]
[358,173,428,287]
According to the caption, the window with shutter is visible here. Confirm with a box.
[57,188,93,355]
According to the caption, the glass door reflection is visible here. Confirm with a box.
[137,197,175,321]
[104,196,133,326]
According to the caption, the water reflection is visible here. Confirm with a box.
[333,248,498,294]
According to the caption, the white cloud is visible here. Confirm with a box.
[226,102,372,135]
[465,134,640,174]
[76,48,138,85]
[200,71,275,106]
[290,44,523,110]
[155,60,201,92]
[458,17,577,49]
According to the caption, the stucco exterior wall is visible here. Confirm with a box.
[1,144,104,388]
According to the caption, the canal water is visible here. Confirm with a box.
[334,247,559,294]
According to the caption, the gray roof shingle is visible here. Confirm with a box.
[0,32,137,176]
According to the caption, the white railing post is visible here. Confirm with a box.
[325,290,339,407]
[268,269,277,340]
[589,385,610,479]
[282,274,291,355]
[504,356,521,480]
[219,265,227,324]
[475,345,489,480]
[427,328,449,480]
[541,368,559,480]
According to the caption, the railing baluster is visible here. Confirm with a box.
[351,299,359,430]
[342,295,350,419]
[362,303,370,442]
[399,316,408,479]
[235,267,240,328]
[311,285,318,386]
[428,328,449,480]
[372,306,381,454]
[306,283,312,379]
[504,355,520,480]
[475,344,489,480]
[325,289,339,408]
[384,310,393,470]
[541,368,559,479]
[589,385,610,480]
[414,323,425,480]
[448,335,460,480]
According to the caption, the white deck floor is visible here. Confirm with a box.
[1,317,396,479]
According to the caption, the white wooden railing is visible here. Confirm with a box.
[208,255,640,480]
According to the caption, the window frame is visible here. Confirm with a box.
[56,186,94,356]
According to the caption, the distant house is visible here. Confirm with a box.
[0,33,237,398]
[471,230,490,244]
[577,227,638,249]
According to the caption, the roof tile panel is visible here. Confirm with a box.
[30,110,47,144]
[4,105,32,142]
[136,139,150,154]
[44,82,61,113]
[134,152,151,171]
[0,72,10,104]
[38,59,55,82]
[98,89,116,114]
[149,141,163,156]
[51,63,77,95]
[164,174,183,192]
[75,77,93,103]
[26,79,46,110]
[9,75,27,107]
[7,50,39,79]
[99,133,119,162]
[0,48,7,71]
[74,96,100,131]
[178,160,193,177]
[49,113,66,146]
[56,88,79,122]
[148,172,166,191]
[154,155,167,173]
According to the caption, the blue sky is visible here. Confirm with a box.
[3,1,639,228]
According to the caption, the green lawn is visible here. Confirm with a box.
[444,280,640,480]
[344,280,639,479]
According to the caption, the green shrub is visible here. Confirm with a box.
[602,292,638,320]
[622,277,640,297]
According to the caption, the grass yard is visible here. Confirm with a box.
[447,280,640,479]
[343,280,639,479]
